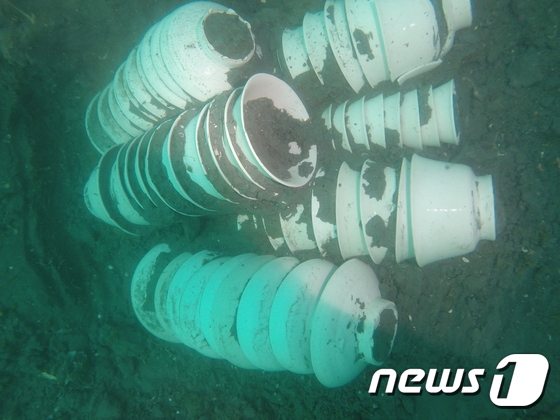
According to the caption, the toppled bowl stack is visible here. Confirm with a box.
[323,80,459,152]
[131,244,398,388]
[85,1,257,153]
[258,155,496,267]
[280,0,472,91]
[84,74,318,234]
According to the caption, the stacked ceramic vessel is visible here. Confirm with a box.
[86,1,257,153]
[84,74,317,234]
[323,80,459,152]
[260,155,495,267]
[280,0,472,91]
[132,244,398,387]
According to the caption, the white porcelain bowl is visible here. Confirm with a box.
[345,96,369,150]
[417,85,441,147]
[364,94,385,148]
[279,202,318,253]
[375,0,440,81]
[172,253,228,358]
[281,26,311,80]
[395,157,413,263]
[323,0,366,93]
[165,251,220,356]
[160,2,255,102]
[440,0,473,56]
[130,244,181,343]
[433,79,460,145]
[409,154,496,266]
[237,257,299,371]
[310,259,398,387]
[269,259,336,374]
[399,89,423,149]
[331,100,352,152]
[345,0,389,88]
[199,254,274,369]
[138,25,187,110]
[302,11,330,84]
[359,160,397,264]
[199,253,257,364]
[153,252,193,342]
[239,73,317,188]
[311,168,339,257]
[336,162,369,259]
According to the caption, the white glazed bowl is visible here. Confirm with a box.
[131,244,181,343]
[310,259,398,387]
[345,96,369,150]
[336,162,369,259]
[137,25,187,110]
[440,0,473,56]
[173,253,228,358]
[331,100,352,152]
[281,26,311,80]
[183,104,229,201]
[147,20,192,108]
[279,202,318,253]
[269,259,336,374]
[395,157,413,263]
[199,253,257,365]
[161,110,204,210]
[106,84,143,138]
[302,11,330,84]
[383,92,401,142]
[84,165,118,228]
[433,79,460,145]
[112,63,158,132]
[237,257,300,371]
[165,250,223,358]
[345,0,389,88]
[375,0,440,81]
[199,254,274,369]
[109,144,149,225]
[323,0,366,93]
[96,85,132,145]
[364,94,385,148]
[134,40,180,116]
[399,89,423,149]
[153,252,193,342]
[146,120,213,215]
[160,2,255,102]
[409,154,496,266]
[417,85,441,147]
[85,144,141,235]
[124,47,171,121]
[311,167,339,258]
[359,160,397,265]
[239,73,317,188]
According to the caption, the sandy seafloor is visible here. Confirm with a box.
[0,0,559,418]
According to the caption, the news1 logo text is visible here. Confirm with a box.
[369,354,549,408]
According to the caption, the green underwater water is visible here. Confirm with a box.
[0,0,559,418]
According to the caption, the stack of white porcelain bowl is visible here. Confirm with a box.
[323,80,459,152]
[86,1,257,153]
[131,244,398,388]
[280,0,472,92]
[83,74,318,234]
[258,160,391,263]
[258,155,495,267]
